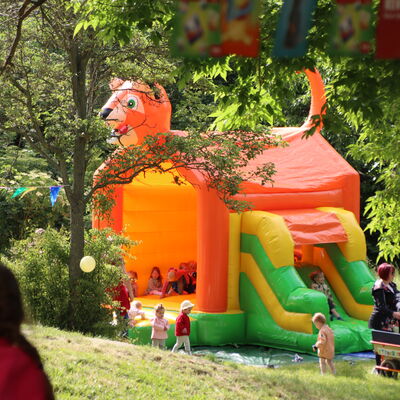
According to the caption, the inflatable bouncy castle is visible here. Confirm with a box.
[94,70,375,354]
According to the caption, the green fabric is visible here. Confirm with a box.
[321,243,374,305]
[241,233,326,315]
[240,272,372,354]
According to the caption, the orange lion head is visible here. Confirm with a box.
[100,78,171,146]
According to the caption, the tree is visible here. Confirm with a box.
[0,0,176,327]
[0,0,48,73]
[0,0,281,328]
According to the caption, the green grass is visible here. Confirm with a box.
[26,325,399,400]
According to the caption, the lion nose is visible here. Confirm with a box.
[99,108,113,119]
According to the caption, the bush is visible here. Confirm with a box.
[5,227,137,336]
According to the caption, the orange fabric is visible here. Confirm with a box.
[238,130,360,221]
[179,168,229,313]
[271,209,347,245]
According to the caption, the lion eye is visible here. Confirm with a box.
[126,97,138,109]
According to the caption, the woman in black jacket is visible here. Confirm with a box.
[369,262,400,366]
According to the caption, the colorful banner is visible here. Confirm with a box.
[20,187,37,198]
[219,0,261,57]
[272,0,317,58]
[171,0,221,57]
[11,187,29,198]
[376,0,400,58]
[329,0,373,56]
[171,0,260,58]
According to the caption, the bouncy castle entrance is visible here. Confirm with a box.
[121,169,198,310]
[93,167,198,312]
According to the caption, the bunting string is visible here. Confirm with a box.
[0,185,68,206]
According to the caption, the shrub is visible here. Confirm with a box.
[5,227,137,336]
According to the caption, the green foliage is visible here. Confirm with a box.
[4,0,400,263]
[94,129,282,217]
[71,0,175,45]
[0,145,69,253]
[6,228,137,335]
[0,189,68,254]
[168,79,215,132]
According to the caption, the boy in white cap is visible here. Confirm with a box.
[172,299,194,354]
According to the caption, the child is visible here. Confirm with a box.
[128,270,139,298]
[172,300,194,354]
[310,270,343,320]
[145,266,163,296]
[128,300,146,326]
[312,312,336,375]
[151,303,169,349]
[160,267,189,299]
[181,261,197,294]
[109,280,131,319]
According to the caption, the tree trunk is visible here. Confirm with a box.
[67,39,89,328]
[67,194,86,329]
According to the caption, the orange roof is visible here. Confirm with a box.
[241,128,357,193]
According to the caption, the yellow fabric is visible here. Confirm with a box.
[241,211,294,268]
[227,213,241,310]
[317,207,366,262]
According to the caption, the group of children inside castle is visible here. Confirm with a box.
[112,261,196,353]
[127,261,197,300]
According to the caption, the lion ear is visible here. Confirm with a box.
[109,77,124,91]
[153,83,169,101]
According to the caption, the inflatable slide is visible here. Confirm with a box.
[238,209,374,354]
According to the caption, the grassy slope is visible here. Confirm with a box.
[26,325,399,400]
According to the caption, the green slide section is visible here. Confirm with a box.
[240,273,316,352]
[320,243,374,305]
[241,233,327,316]
[241,232,372,354]
[240,273,371,354]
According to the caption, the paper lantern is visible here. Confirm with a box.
[80,256,96,273]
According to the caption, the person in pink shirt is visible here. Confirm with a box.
[151,304,170,349]
[172,300,194,354]
[0,262,54,400]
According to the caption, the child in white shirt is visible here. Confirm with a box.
[128,300,146,326]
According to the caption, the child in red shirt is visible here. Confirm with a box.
[172,300,194,354]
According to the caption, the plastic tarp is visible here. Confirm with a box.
[271,209,348,245]
[192,346,374,367]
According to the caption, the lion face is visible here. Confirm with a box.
[100,79,171,147]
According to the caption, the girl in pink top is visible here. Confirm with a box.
[151,304,169,349]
